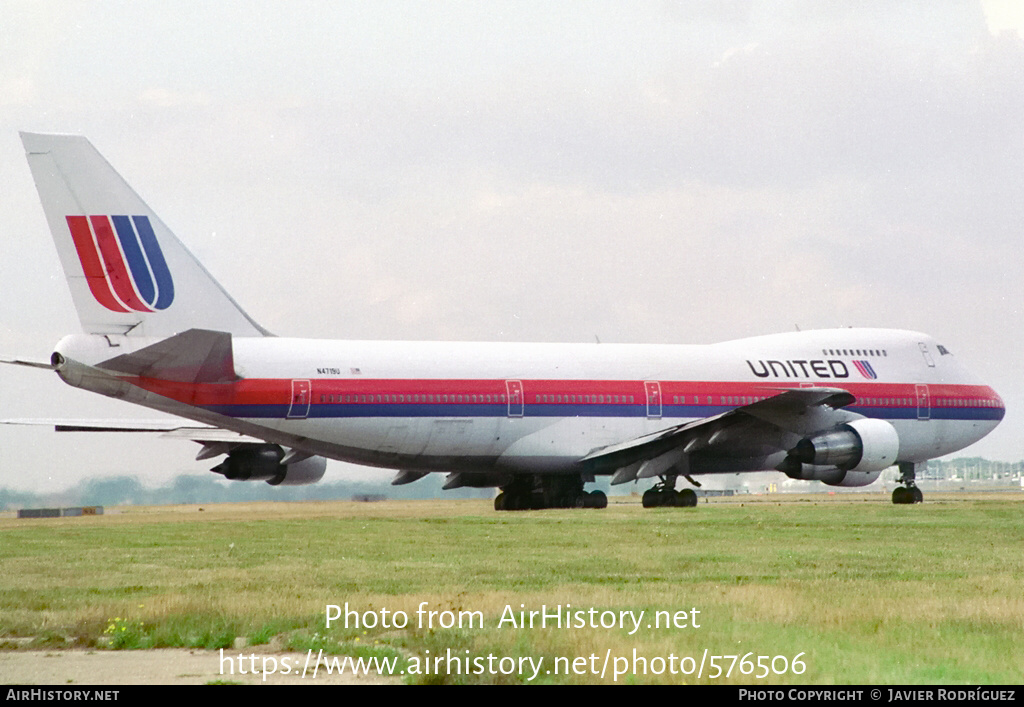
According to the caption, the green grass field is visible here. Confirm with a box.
[2,494,1022,684]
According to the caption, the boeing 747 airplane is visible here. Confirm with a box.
[4,133,1005,509]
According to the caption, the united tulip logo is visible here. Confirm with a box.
[852,360,878,379]
[66,215,174,313]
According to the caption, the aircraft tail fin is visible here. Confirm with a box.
[20,132,270,338]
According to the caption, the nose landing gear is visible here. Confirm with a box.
[892,461,924,504]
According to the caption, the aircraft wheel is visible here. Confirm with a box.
[642,490,657,508]
[677,489,698,507]
[911,486,923,504]
[494,492,506,511]
[892,487,911,504]
[590,491,607,509]
[507,491,525,511]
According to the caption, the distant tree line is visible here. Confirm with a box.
[924,457,1024,481]
[2,458,1018,510]
[0,473,495,510]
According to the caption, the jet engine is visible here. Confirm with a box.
[826,469,881,487]
[778,418,898,486]
[211,444,327,486]
[782,465,882,487]
[789,418,899,473]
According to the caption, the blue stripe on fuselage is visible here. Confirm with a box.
[195,402,1004,422]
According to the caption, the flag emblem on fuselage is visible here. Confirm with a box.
[66,215,174,313]
[852,360,878,379]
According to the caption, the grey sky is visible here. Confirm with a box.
[2,1,1022,492]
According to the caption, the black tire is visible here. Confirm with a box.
[892,487,911,504]
[590,490,607,509]
[677,488,698,507]
[911,486,923,504]
[494,492,506,511]
[642,490,657,508]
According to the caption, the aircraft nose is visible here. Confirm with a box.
[993,388,1006,422]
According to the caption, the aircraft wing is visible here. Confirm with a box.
[580,387,857,482]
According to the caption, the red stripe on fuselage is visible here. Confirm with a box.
[122,377,1003,412]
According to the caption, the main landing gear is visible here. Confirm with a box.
[892,461,924,504]
[494,474,607,511]
[641,474,698,508]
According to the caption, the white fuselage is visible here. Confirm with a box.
[55,328,1004,479]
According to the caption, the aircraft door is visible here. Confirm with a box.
[916,384,930,421]
[645,381,662,419]
[288,379,311,419]
[506,380,524,417]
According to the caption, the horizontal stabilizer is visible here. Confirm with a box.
[2,418,187,432]
[0,418,263,445]
[1,357,57,370]
[98,329,237,383]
